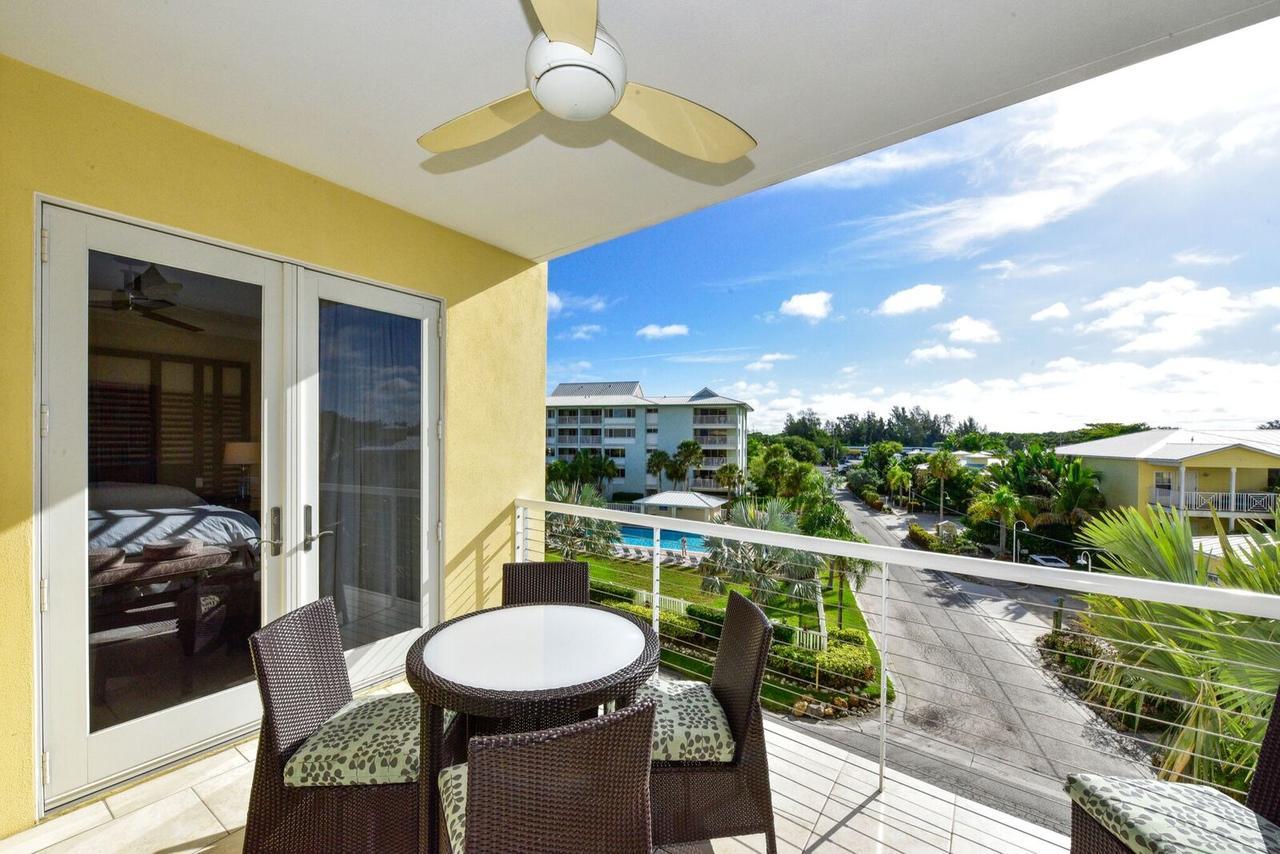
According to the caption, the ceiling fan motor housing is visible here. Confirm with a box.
[525,27,626,122]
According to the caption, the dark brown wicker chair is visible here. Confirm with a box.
[1070,681,1280,852]
[439,699,656,854]
[501,560,590,606]
[245,598,441,853]
[649,590,777,853]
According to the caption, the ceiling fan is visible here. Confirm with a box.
[89,263,204,333]
[417,0,756,164]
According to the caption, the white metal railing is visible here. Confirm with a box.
[578,415,603,425]
[688,477,722,489]
[515,496,1280,828]
[695,436,731,447]
[577,435,602,446]
[1149,487,1278,513]
[557,416,579,425]
[693,415,732,425]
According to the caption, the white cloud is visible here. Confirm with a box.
[907,345,976,363]
[980,259,1071,279]
[1031,302,1070,322]
[840,365,858,375]
[938,315,1000,343]
[778,291,833,323]
[745,352,797,372]
[1079,277,1280,353]
[562,323,603,340]
[788,146,970,189]
[636,323,689,340]
[858,21,1280,256]
[548,291,607,317]
[877,284,946,315]
[745,361,773,372]
[1172,250,1241,266]
[666,350,746,364]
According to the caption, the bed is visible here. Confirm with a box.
[88,482,260,555]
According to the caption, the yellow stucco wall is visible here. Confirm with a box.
[0,55,545,835]
[1078,457,1141,509]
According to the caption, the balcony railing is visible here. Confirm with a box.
[695,435,730,447]
[687,477,722,489]
[577,434,602,445]
[557,415,578,425]
[515,497,1280,838]
[692,414,732,425]
[578,415,603,425]
[1149,487,1278,513]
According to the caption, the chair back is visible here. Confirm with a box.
[462,700,655,854]
[1247,683,1280,825]
[711,591,773,757]
[248,597,353,760]
[501,561,590,606]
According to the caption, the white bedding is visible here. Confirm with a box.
[88,482,261,554]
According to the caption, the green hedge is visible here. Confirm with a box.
[685,603,726,639]
[827,626,867,646]
[589,578,635,605]
[605,602,699,642]
[907,523,938,550]
[859,487,885,511]
[770,622,796,644]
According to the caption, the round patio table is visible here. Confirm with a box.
[405,603,660,854]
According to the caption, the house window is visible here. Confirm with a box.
[605,448,626,459]
[646,426,657,434]
[1154,471,1173,491]
[605,427,636,439]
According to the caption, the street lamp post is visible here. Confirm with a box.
[1012,520,1029,564]
[1076,549,1097,572]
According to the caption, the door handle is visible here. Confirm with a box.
[257,506,284,557]
[303,504,334,551]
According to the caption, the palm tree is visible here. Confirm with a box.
[886,462,911,510]
[967,484,1024,556]
[545,480,620,560]
[646,450,671,491]
[674,439,704,489]
[1036,458,1105,531]
[595,456,620,494]
[715,462,745,500]
[926,450,961,529]
[664,458,688,491]
[1079,506,1280,792]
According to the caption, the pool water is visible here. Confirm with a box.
[618,524,708,553]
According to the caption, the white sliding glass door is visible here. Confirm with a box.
[39,205,442,807]
[295,269,441,686]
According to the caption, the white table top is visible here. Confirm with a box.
[421,605,648,692]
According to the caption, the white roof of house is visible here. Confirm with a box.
[1194,534,1279,560]
[4,4,1264,261]
[547,383,750,410]
[635,491,728,509]
[1056,429,1280,464]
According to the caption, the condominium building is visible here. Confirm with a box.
[546,382,751,498]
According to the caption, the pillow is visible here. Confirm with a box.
[89,482,205,511]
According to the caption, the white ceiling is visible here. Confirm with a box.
[4,1,1277,261]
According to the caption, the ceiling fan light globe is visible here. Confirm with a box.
[526,27,625,122]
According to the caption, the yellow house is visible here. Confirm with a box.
[1057,429,1280,532]
[1,0,1274,846]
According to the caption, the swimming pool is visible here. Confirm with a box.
[618,524,708,553]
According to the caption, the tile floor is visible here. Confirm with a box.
[1,681,1069,853]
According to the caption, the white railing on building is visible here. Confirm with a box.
[1149,487,1278,513]
[578,415,603,425]
[515,496,1280,813]
[696,437,731,447]
[693,415,732,425]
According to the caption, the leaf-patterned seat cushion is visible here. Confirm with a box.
[1066,773,1280,853]
[438,763,469,853]
[635,675,736,763]
[283,692,454,787]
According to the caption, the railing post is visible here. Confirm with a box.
[878,560,889,793]
[651,525,662,633]
[514,503,527,563]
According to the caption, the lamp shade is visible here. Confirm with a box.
[223,441,259,466]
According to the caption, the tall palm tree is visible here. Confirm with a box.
[646,450,671,491]
[714,462,745,500]
[595,456,620,494]
[967,484,1025,556]
[1036,458,1105,530]
[674,439,704,489]
[886,462,911,510]
[545,480,620,560]
[1079,507,1280,792]
[926,450,961,529]
[665,458,688,491]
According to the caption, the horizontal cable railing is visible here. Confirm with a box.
[514,497,1280,834]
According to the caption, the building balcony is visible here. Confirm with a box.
[696,436,731,447]
[577,435,602,446]
[692,414,734,426]
[688,477,723,489]
[557,416,579,425]
[1149,487,1277,515]
[578,415,603,425]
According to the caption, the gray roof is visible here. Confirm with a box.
[635,490,728,509]
[546,382,751,410]
[1056,429,1280,463]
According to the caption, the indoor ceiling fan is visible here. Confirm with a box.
[89,262,204,333]
[417,0,756,164]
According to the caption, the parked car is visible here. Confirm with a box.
[1028,554,1071,569]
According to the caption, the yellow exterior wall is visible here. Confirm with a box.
[1077,457,1141,510]
[0,55,545,835]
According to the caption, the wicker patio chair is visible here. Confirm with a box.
[501,560,589,606]
[437,699,656,854]
[642,590,777,853]
[245,598,459,853]
[1068,682,1280,852]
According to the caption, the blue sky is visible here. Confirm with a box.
[548,19,1280,433]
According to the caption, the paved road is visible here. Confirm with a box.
[777,487,1148,832]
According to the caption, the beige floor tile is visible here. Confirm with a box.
[824,761,955,843]
[0,803,112,854]
[104,748,246,818]
[809,794,953,853]
[234,737,258,763]
[951,797,1068,853]
[191,762,254,832]
[42,789,226,854]
[199,828,245,853]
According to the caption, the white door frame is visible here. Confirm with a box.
[32,196,447,814]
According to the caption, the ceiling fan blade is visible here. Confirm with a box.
[529,0,597,52]
[139,310,203,333]
[611,82,756,164]
[134,264,181,299]
[418,90,542,153]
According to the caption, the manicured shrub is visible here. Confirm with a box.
[685,603,727,639]
[770,621,796,645]
[845,467,883,495]
[588,578,635,604]
[907,523,939,550]
[606,602,698,642]
[859,487,885,511]
[816,643,876,684]
[827,627,867,646]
